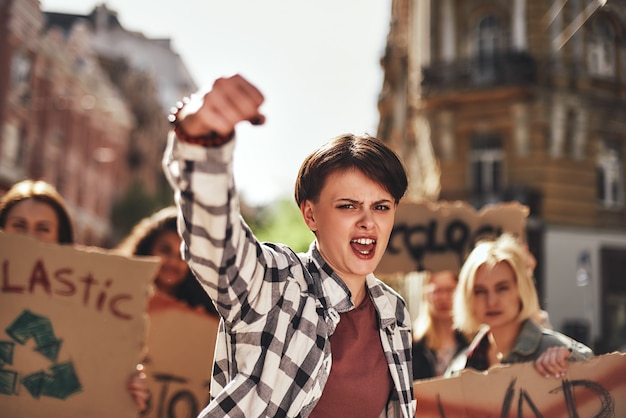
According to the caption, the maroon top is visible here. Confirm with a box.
[310,294,392,418]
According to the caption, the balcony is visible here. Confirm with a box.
[421,51,536,96]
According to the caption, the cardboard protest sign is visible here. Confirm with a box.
[377,200,529,274]
[414,352,626,417]
[0,232,158,418]
[142,295,219,418]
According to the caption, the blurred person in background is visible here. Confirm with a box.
[446,233,593,378]
[0,178,151,412]
[411,270,470,380]
[0,179,74,244]
[115,205,219,413]
[115,205,219,316]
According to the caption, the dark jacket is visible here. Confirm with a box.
[411,330,469,380]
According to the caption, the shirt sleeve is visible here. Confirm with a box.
[162,133,290,327]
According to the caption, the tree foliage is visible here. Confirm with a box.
[109,179,173,246]
[245,198,313,253]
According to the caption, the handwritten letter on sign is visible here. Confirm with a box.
[377,200,529,274]
[0,232,158,418]
[413,352,626,417]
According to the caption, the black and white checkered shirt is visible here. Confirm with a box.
[163,135,416,418]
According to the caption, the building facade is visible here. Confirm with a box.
[379,0,626,353]
[0,2,197,246]
[0,0,132,245]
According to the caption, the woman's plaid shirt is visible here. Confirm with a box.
[163,136,416,418]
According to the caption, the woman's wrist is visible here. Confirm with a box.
[168,97,234,147]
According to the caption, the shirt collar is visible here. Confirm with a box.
[510,318,543,356]
[308,241,399,329]
[365,274,399,329]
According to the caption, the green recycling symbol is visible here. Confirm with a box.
[0,309,82,399]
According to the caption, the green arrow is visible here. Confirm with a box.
[5,310,63,362]
[22,362,82,400]
[34,340,63,363]
[42,362,82,399]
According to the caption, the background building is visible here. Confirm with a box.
[0,1,196,245]
[379,0,626,353]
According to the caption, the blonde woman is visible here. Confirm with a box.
[447,234,592,378]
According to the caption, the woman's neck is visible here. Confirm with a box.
[344,277,368,307]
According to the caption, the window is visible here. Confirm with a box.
[474,14,505,82]
[587,17,617,79]
[10,50,33,102]
[10,50,32,85]
[0,122,25,168]
[470,134,504,195]
[563,109,577,157]
[596,139,624,209]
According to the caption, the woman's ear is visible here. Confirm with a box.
[300,200,317,232]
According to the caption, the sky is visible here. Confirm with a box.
[39,0,392,206]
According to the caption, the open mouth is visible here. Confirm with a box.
[350,238,376,255]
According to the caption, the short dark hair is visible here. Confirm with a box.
[294,134,408,206]
[0,179,74,244]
